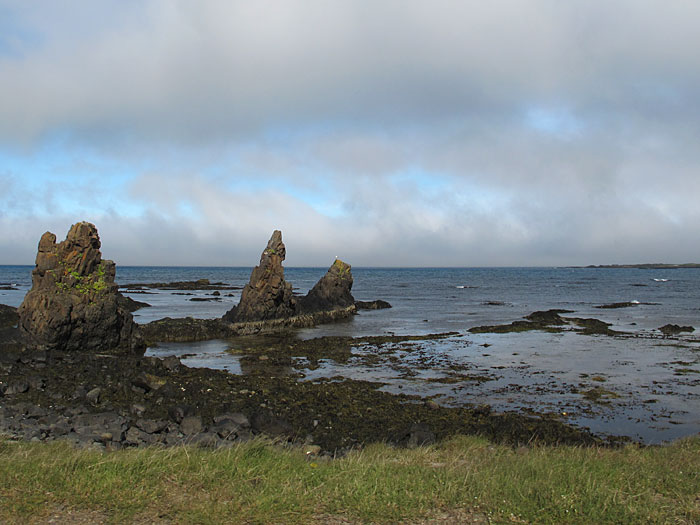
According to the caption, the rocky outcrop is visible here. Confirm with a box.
[659,324,695,336]
[17,222,143,354]
[222,231,296,323]
[355,300,392,310]
[297,259,355,314]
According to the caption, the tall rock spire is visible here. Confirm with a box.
[222,230,296,322]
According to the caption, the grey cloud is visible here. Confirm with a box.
[1,1,700,265]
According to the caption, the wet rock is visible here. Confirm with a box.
[223,231,296,323]
[659,324,695,336]
[117,295,151,313]
[17,222,144,354]
[569,317,619,335]
[524,309,571,325]
[119,279,240,291]
[355,300,392,310]
[141,317,234,344]
[297,259,355,314]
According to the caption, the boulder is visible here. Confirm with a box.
[297,259,355,314]
[17,222,143,354]
[222,230,296,322]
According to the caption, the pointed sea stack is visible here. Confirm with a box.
[297,259,355,314]
[17,222,143,354]
[222,230,296,323]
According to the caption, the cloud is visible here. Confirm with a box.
[1,1,699,265]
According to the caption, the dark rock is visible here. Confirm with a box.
[140,317,234,344]
[250,412,293,438]
[570,317,618,335]
[117,295,151,312]
[355,300,392,310]
[297,259,355,314]
[211,418,243,439]
[5,380,29,395]
[17,222,144,354]
[132,372,166,393]
[168,404,195,423]
[190,297,221,302]
[161,356,181,372]
[213,412,250,428]
[180,415,203,435]
[223,230,296,323]
[125,426,157,446]
[0,304,18,329]
[524,310,571,325]
[136,418,168,434]
[401,423,436,448]
[188,432,221,448]
[659,324,695,336]
[86,387,101,404]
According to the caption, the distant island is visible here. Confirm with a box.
[576,263,700,269]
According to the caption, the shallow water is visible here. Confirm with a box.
[2,265,699,443]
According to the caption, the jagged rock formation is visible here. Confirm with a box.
[222,230,296,323]
[17,222,143,354]
[297,259,355,314]
[223,231,358,325]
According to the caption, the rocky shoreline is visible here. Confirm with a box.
[0,344,601,454]
[8,222,695,453]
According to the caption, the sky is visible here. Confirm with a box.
[1,1,699,267]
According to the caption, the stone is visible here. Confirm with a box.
[136,418,169,434]
[86,387,101,404]
[355,300,392,310]
[168,404,195,423]
[0,304,18,329]
[250,412,293,438]
[403,423,436,448]
[222,230,296,323]
[213,412,250,428]
[211,418,242,439]
[5,380,29,395]
[180,415,203,435]
[297,259,355,314]
[659,324,695,336]
[17,222,144,354]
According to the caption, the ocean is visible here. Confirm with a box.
[2,265,699,444]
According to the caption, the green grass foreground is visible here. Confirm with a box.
[0,436,698,524]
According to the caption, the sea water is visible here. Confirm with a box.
[2,265,699,443]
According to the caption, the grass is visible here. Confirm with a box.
[0,435,698,524]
